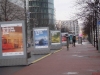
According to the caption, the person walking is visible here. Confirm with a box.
[72,35,76,47]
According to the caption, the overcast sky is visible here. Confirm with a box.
[54,0,78,20]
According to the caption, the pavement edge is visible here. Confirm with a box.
[31,49,62,64]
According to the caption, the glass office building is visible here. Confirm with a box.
[29,0,54,29]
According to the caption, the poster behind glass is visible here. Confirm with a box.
[51,31,60,44]
[34,29,48,48]
[61,33,67,43]
[1,23,23,56]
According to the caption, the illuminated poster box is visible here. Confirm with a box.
[34,29,49,48]
[61,33,67,43]
[51,31,60,45]
[0,21,27,66]
[50,30,62,50]
[1,23,23,56]
[33,27,50,54]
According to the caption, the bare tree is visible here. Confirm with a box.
[55,20,62,30]
[75,0,93,20]
[75,0,100,49]
[0,0,25,21]
[75,0,94,35]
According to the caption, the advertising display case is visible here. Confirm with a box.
[0,21,27,66]
[33,27,50,54]
[50,30,62,50]
[61,33,68,46]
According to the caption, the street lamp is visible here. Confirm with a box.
[24,0,28,47]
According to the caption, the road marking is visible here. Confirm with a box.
[74,52,81,53]
[87,69,98,72]
[72,55,78,56]
[72,55,84,57]
[77,56,84,57]
[63,72,78,75]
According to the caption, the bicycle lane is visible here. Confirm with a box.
[12,42,100,75]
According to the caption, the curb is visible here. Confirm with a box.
[31,49,62,64]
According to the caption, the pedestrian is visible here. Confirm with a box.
[72,35,76,47]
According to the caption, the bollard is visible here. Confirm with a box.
[66,36,69,51]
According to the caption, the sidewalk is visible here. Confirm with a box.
[11,41,100,75]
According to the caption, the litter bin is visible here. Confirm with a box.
[78,37,82,44]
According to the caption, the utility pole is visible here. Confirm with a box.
[24,0,28,47]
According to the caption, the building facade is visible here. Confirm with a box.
[64,20,79,36]
[56,20,79,36]
[29,0,54,29]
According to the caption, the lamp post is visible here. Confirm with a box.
[24,0,28,47]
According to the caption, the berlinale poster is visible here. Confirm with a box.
[51,31,60,44]
[34,29,48,48]
[61,33,67,43]
[1,23,24,56]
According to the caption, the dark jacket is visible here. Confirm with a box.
[72,36,76,42]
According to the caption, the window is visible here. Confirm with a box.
[48,9,54,14]
[49,14,54,19]
[44,14,48,19]
[48,0,53,3]
[44,8,48,13]
[30,13,36,18]
[48,3,54,8]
